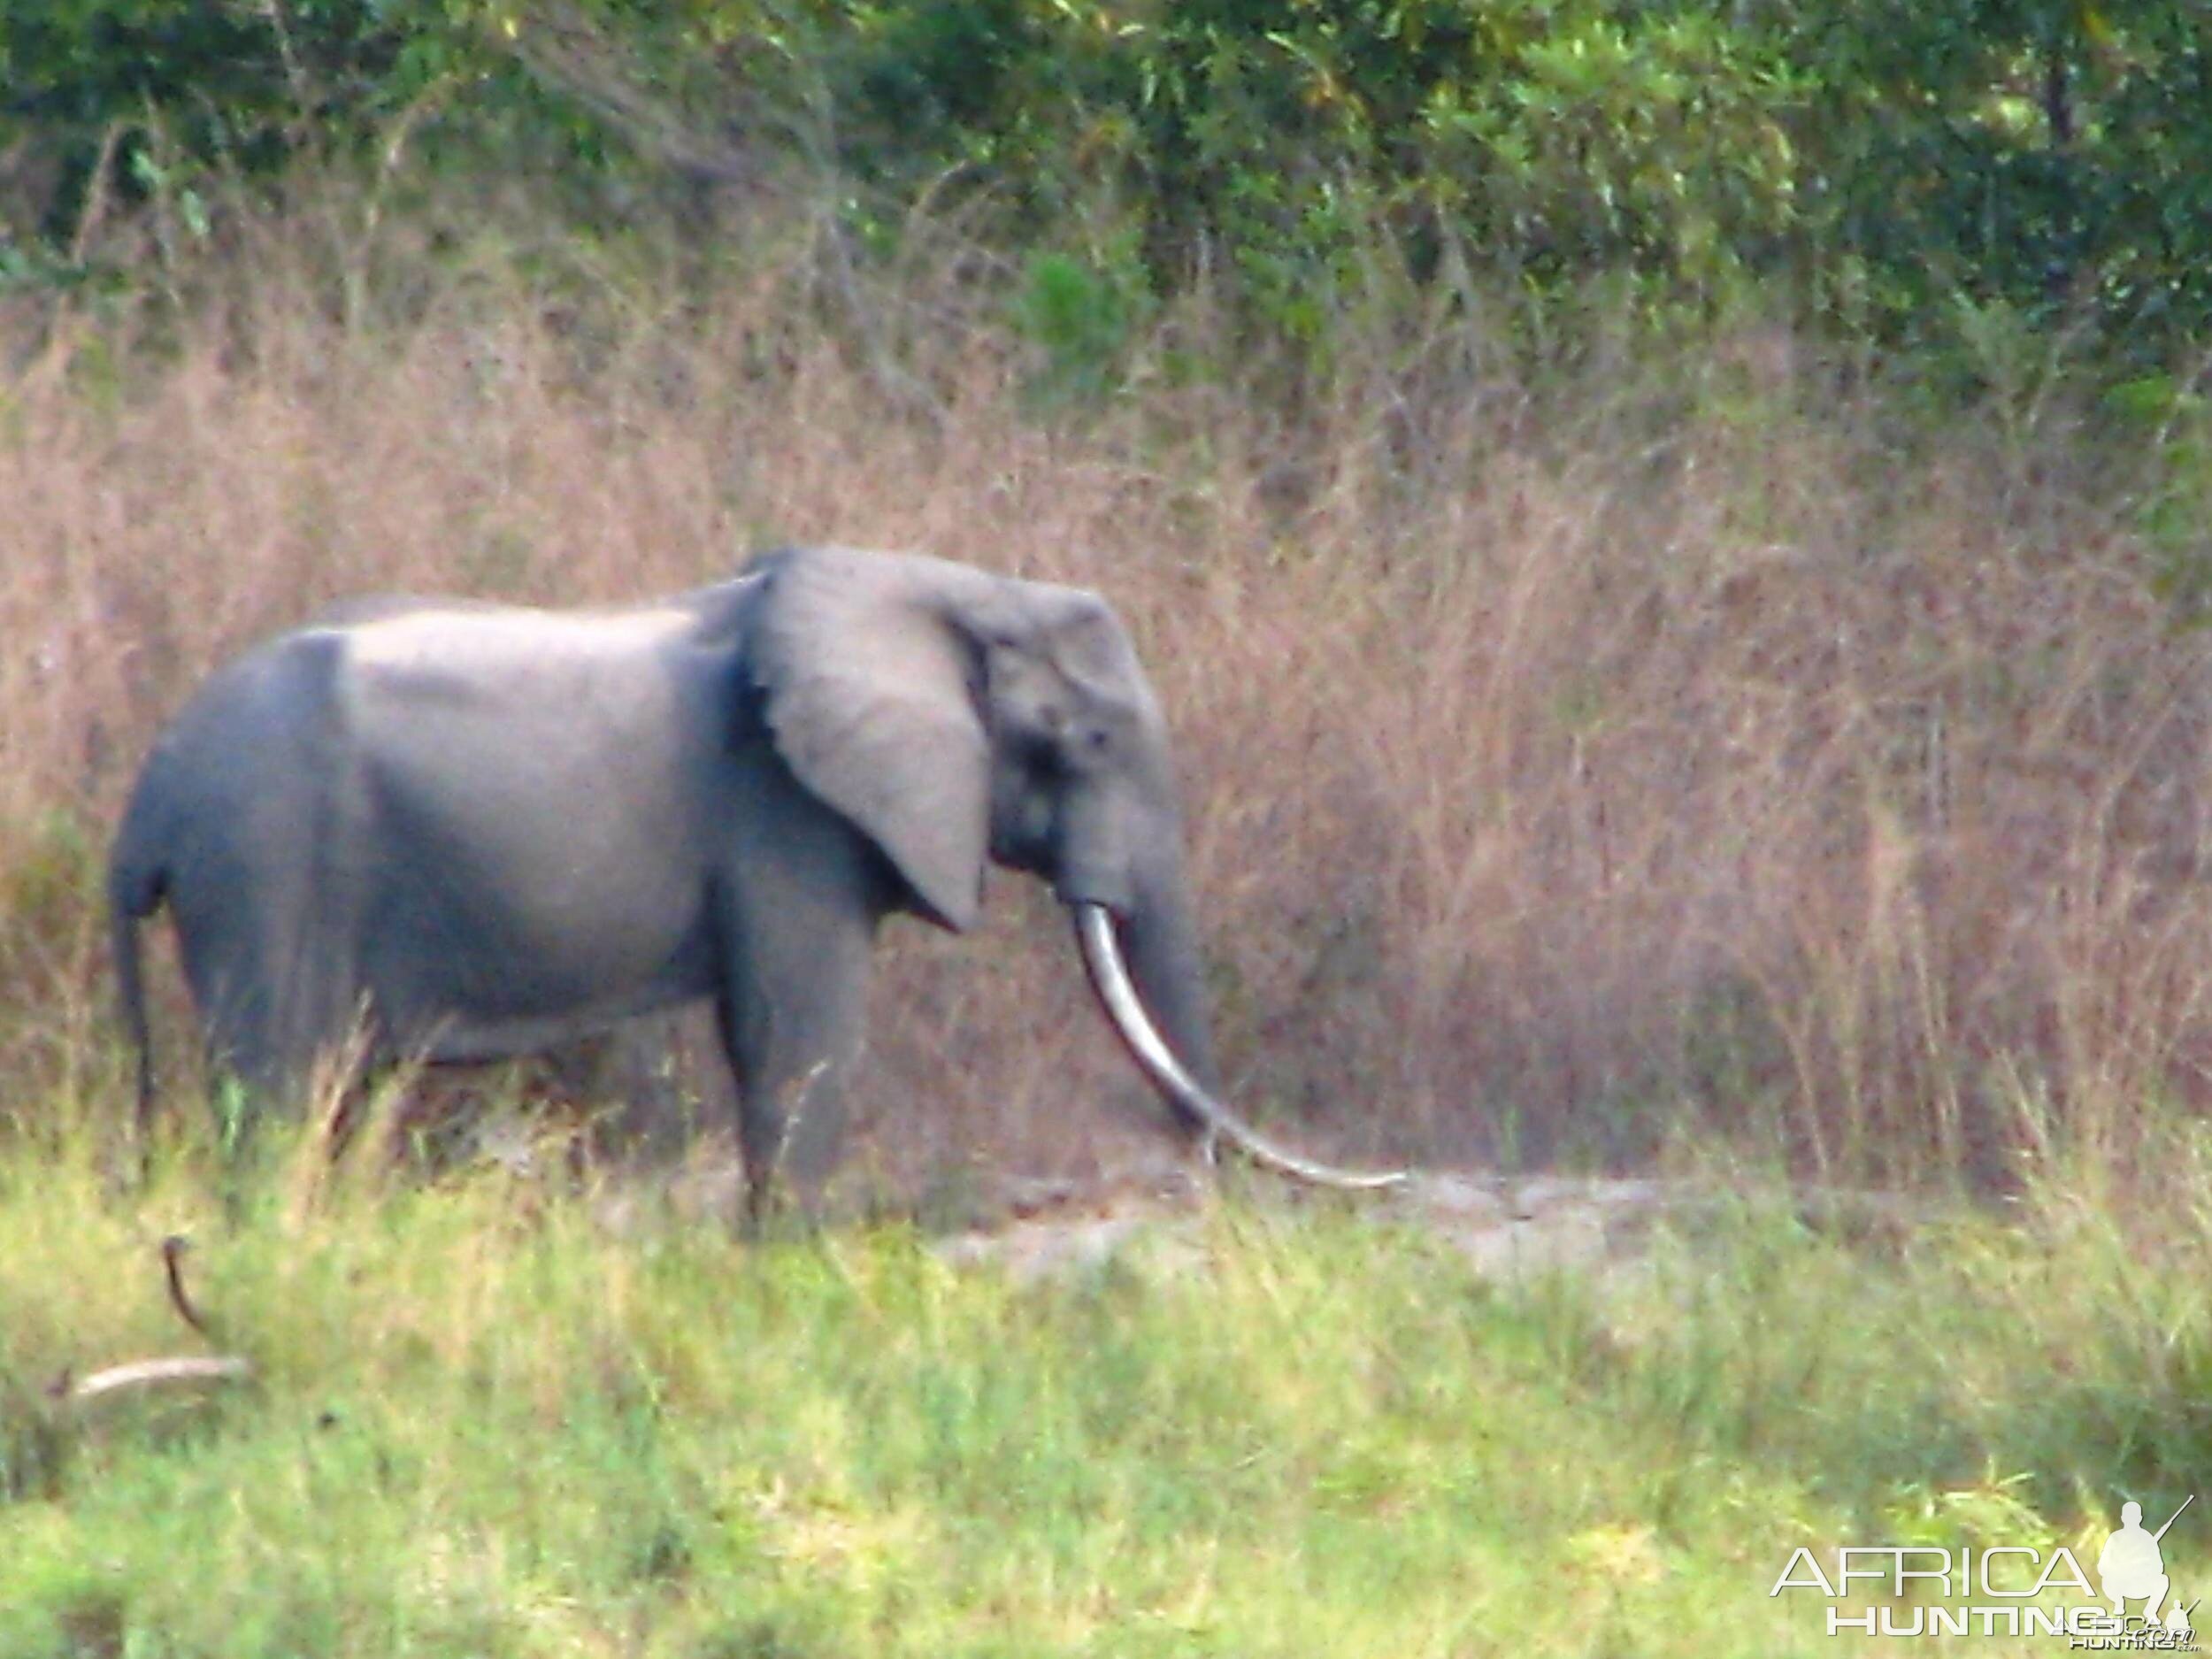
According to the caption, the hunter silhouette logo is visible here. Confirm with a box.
[2101,1497,2191,1631]
[1770,1493,2199,1644]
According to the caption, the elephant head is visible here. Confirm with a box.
[744,547,1403,1191]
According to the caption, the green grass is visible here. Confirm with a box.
[4,1122,2212,1656]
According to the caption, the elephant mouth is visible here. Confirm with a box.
[1071,902,1407,1193]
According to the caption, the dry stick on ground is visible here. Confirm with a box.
[160,1233,211,1336]
[67,1234,251,1404]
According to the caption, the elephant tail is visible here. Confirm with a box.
[107,824,166,1143]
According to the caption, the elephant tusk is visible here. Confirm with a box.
[1072,903,1407,1193]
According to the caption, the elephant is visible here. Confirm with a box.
[109,545,1402,1215]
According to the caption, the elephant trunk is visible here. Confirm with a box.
[1071,902,1407,1193]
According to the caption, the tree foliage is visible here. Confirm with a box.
[3,0,2208,368]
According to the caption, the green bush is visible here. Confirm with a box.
[4,1,2208,374]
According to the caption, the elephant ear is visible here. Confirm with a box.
[745,547,1004,932]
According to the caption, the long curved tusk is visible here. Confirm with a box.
[1073,902,1407,1192]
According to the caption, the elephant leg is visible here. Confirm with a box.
[179,909,320,1129]
[196,980,289,1130]
[716,880,879,1226]
[196,960,365,1141]
[173,776,366,1127]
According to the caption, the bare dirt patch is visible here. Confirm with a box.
[929,1164,1934,1300]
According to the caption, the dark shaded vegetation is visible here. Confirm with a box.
[6,1,2210,375]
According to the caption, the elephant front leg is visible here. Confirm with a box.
[716,897,877,1227]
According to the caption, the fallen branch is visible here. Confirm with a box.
[71,1355,252,1403]
[161,1233,212,1337]
[65,1233,252,1405]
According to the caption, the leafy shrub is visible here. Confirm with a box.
[8,1,2209,373]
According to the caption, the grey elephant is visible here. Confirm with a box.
[110,545,1400,1214]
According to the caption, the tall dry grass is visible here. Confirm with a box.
[4,204,2208,1194]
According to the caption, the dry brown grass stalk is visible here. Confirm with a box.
[5,210,2207,1194]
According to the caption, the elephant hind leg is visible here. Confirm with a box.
[191,944,367,1130]
[174,857,367,1128]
